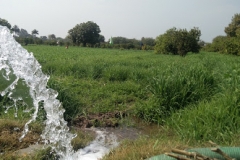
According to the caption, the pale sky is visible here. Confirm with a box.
[1,0,240,42]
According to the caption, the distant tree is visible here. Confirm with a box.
[68,21,101,46]
[98,34,105,43]
[40,36,47,41]
[211,35,227,52]
[11,25,20,36]
[0,18,11,29]
[155,27,201,56]
[112,37,128,44]
[198,40,205,48]
[33,37,43,45]
[48,34,56,40]
[32,29,39,37]
[64,36,72,46]
[224,13,240,37]
[19,29,31,38]
[141,37,155,46]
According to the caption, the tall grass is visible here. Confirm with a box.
[21,46,240,146]
[166,55,240,143]
[136,63,216,124]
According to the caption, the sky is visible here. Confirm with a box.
[1,0,240,42]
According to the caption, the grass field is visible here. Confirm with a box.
[1,45,240,159]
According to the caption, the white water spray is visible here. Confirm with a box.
[0,26,118,159]
[0,25,75,159]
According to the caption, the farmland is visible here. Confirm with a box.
[1,45,240,159]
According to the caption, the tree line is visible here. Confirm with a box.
[202,13,240,55]
[1,13,240,56]
[0,18,71,46]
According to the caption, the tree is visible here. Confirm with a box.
[68,21,101,46]
[19,29,31,38]
[32,29,39,37]
[98,34,105,43]
[48,34,56,40]
[211,35,227,52]
[11,25,20,36]
[141,37,155,46]
[0,18,11,29]
[224,13,240,37]
[155,27,201,56]
[40,36,47,41]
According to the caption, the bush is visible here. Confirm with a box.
[224,37,240,55]
[154,27,201,56]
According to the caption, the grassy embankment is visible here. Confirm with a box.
[1,45,240,159]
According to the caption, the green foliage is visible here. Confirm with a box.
[32,29,39,36]
[224,37,240,55]
[207,36,227,52]
[203,36,240,55]
[166,54,240,143]
[71,129,94,151]
[224,13,240,37]
[32,147,59,160]
[68,21,101,46]
[141,37,155,46]
[167,93,240,143]
[0,18,11,29]
[20,46,240,144]
[136,63,216,124]
[205,13,240,55]
[11,25,20,35]
[47,78,82,122]
[154,27,201,56]
[105,36,153,50]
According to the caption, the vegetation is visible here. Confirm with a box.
[154,27,201,56]
[1,13,240,160]
[68,21,102,46]
[31,29,39,37]
[21,46,240,142]
[203,13,240,55]
[1,45,240,159]
[225,13,240,37]
[0,18,11,29]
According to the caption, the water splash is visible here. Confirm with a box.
[0,25,119,159]
[73,128,118,160]
[0,25,75,159]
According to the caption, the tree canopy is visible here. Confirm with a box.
[32,29,39,37]
[48,34,56,40]
[0,18,11,29]
[203,13,240,55]
[224,13,240,37]
[154,27,201,56]
[11,25,20,36]
[68,21,101,46]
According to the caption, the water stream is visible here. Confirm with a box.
[0,25,118,159]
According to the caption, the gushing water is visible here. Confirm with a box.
[0,26,118,159]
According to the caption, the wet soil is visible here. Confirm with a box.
[72,111,143,141]
[72,111,127,128]
[13,112,143,156]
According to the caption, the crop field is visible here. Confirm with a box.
[1,45,240,159]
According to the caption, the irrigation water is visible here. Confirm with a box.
[0,26,118,159]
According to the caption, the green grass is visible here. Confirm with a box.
[23,46,240,141]
[2,45,240,159]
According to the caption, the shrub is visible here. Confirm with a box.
[154,27,201,56]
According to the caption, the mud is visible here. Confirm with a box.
[72,111,127,128]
